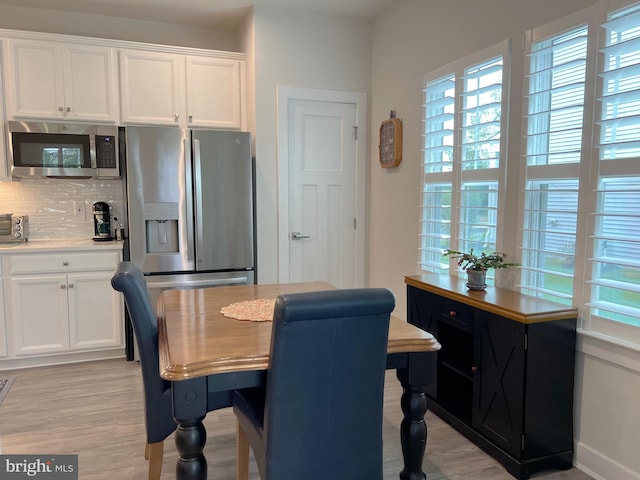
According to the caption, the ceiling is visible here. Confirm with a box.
[0,0,394,29]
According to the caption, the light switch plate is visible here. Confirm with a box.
[74,201,86,221]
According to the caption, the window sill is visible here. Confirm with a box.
[577,329,640,373]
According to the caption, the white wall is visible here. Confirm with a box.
[250,6,372,283]
[0,4,238,51]
[369,1,639,479]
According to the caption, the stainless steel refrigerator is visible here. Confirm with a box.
[124,126,255,357]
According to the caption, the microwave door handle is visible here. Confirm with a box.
[193,138,204,259]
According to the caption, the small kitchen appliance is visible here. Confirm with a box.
[8,121,121,179]
[92,202,112,241]
[0,214,29,242]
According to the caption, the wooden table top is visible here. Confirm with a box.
[157,282,441,381]
[406,274,579,324]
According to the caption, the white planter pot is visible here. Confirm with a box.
[466,270,487,290]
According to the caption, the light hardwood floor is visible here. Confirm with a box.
[0,359,592,480]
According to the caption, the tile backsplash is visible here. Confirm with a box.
[0,178,125,240]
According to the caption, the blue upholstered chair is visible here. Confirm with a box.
[111,261,177,480]
[233,288,395,480]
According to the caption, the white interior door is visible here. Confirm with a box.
[277,87,366,288]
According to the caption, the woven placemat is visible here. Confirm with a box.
[220,298,276,322]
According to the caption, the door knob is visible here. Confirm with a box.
[291,232,311,240]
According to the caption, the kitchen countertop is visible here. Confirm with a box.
[0,239,125,253]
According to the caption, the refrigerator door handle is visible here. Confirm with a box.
[193,138,204,263]
[185,137,195,264]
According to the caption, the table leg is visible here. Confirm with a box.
[173,378,208,480]
[175,416,207,479]
[396,352,433,480]
[398,381,427,480]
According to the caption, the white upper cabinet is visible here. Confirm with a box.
[186,55,245,130]
[119,49,186,127]
[4,39,119,123]
[0,39,8,181]
[120,49,245,129]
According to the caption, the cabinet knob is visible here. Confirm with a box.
[58,106,64,112]
[68,283,74,288]
[471,366,479,372]
[175,113,180,121]
[60,284,66,290]
[449,310,457,317]
[63,261,69,266]
[66,106,71,112]
[189,114,193,123]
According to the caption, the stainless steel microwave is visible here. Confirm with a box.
[8,121,121,179]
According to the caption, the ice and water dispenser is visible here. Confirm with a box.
[144,203,180,253]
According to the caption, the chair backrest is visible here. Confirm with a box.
[264,288,394,480]
[111,261,176,443]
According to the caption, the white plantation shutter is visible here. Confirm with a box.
[458,55,504,283]
[420,43,507,278]
[521,25,588,304]
[460,58,503,171]
[417,1,640,347]
[419,73,455,272]
[588,2,640,329]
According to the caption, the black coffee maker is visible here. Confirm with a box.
[93,201,112,241]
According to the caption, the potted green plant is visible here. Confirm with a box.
[443,248,520,290]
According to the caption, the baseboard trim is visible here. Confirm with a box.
[0,349,126,371]
[575,441,640,480]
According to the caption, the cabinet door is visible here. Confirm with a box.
[472,312,525,458]
[68,272,123,351]
[119,49,186,126]
[0,279,6,358]
[10,274,69,355]
[186,56,245,129]
[62,45,119,122]
[407,286,440,398]
[0,39,8,180]
[5,39,65,119]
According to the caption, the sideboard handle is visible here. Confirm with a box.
[449,310,456,316]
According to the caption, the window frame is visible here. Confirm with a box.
[418,0,640,350]
[419,40,511,281]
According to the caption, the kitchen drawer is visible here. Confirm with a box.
[440,299,473,330]
[9,252,119,274]
[440,298,473,324]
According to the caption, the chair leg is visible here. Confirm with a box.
[144,441,150,460]
[146,441,164,480]
[236,420,250,480]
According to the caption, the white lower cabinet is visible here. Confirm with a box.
[0,277,6,358]
[7,250,123,361]
[10,274,69,355]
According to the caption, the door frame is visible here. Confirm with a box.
[276,86,367,286]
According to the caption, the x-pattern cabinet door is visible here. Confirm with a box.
[472,312,525,458]
[407,287,439,398]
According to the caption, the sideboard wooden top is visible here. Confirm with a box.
[405,274,578,324]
